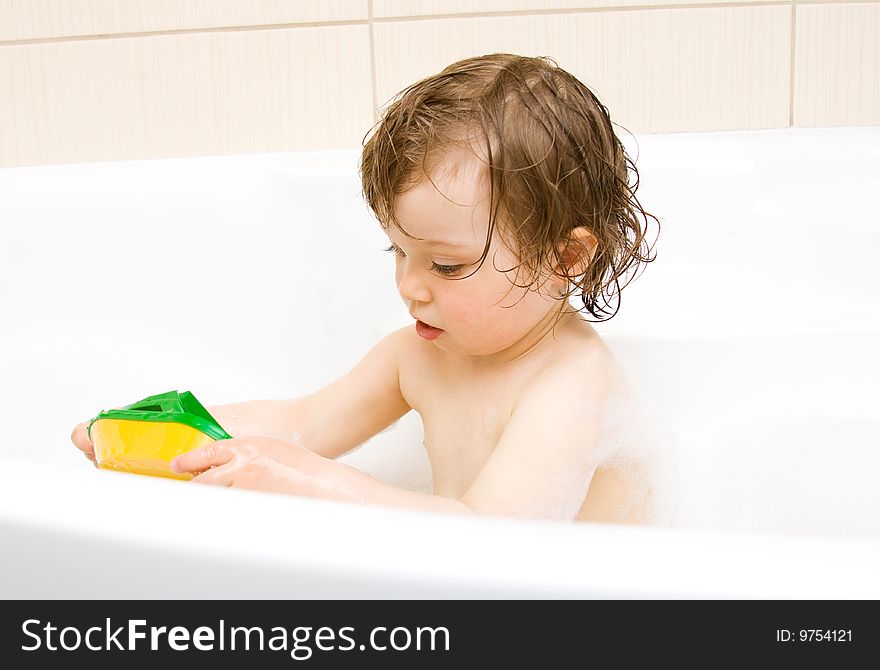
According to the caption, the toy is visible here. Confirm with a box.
[87,390,232,480]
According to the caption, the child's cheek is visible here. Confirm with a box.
[447,295,505,337]
[440,298,473,326]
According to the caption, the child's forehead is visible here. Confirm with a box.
[396,149,490,216]
[391,171,491,248]
[427,146,489,188]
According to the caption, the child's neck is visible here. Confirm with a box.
[459,304,583,374]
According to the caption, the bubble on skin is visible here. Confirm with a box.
[315,474,371,504]
[295,460,371,504]
[583,367,683,528]
[569,399,600,420]
[497,467,595,520]
[482,370,654,521]
[215,451,363,502]
[253,455,322,493]
[546,467,595,519]
[483,404,498,437]
[203,442,219,464]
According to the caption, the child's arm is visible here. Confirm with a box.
[172,344,611,522]
[319,352,611,519]
[70,327,412,465]
[454,353,611,519]
[261,325,415,459]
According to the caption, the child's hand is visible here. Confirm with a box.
[70,421,98,467]
[169,436,327,496]
[70,400,293,470]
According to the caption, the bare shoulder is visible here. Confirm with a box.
[518,327,618,410]
[391,322,435,369]
[389,324,441,406]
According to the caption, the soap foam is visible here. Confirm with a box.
[584,365,686,528]
[483,404,499,437]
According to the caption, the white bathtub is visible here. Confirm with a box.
[1,126,878,598]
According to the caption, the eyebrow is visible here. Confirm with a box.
[388,233,474,249]
[415,238,474,249]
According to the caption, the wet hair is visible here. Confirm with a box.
[359,53,659,323]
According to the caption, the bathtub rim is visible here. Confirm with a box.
[1,463,877,599]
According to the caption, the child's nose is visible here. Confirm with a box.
[396,265,431,304]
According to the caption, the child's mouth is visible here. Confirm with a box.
[415,320,444,340]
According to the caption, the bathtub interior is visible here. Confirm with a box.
[1,126,879,542]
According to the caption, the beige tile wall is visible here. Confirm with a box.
[0,0,877,167]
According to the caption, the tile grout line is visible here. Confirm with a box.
[789,3,797,127]
[2,1,871,47]
[366,1,795,22]
[368,0,378,128]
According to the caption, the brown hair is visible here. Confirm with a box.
[359,53,659,323]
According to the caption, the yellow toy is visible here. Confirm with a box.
[87,390,232,480]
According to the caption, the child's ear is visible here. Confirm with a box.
[553,226,598,278]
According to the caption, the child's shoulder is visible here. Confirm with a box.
[521,324,618,407]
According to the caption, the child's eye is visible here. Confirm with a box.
[384,244,462,276]
[430,262,463,276]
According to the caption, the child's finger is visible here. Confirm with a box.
[71,422,95,455]
[171,440,234,474]
[191,464,235,487]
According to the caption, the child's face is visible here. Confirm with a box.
[388,149,565,363]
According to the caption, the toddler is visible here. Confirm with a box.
[72,53,661,524]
